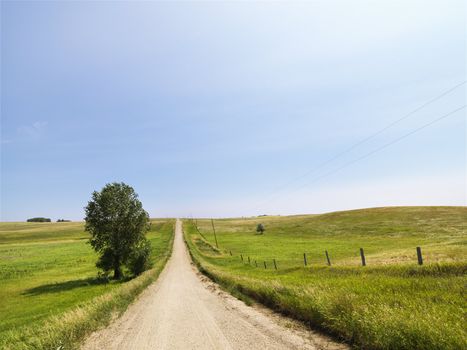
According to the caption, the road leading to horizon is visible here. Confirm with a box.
[82,219,346,350]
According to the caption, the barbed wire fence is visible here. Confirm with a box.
[186,219,427,269]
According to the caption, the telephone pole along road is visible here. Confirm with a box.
[82,219,347,350]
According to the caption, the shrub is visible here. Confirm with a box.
[256,223,265,234]
[127,239,152,276]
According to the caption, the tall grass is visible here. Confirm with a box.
[184,207,467,350]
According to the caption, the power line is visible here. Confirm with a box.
[257,81,466,203]
[255,104,466,212]
[254,81,466,206]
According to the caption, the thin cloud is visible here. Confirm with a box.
[17,121,48,139]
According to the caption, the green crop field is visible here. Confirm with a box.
[0,219,174,349]
[185,207,467,350]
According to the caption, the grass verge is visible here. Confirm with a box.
[184,208,467,350]
[0,220,174,350]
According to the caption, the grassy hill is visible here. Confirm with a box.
[185,206,467,350]
[0,219,174,349]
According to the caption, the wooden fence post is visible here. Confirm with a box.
[248,256,251,264]
[229,250,232,256]
[303,253,308,266]
[240,254,243,262]
[211,219,219,248]
[416,247,423,265]
[325,250,331,266]
[273,259,277,270]
[264,261,267,269]
[360,248,366,266]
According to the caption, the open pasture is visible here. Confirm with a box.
[0,219,174,347]
[186,207,467,350]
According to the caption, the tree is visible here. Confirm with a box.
[27,217,51,222]
[256,223,265,234]
[84,182,151,279]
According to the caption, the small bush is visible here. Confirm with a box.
[127,239,152,276]
[256,223,265,234]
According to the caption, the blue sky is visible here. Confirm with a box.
[1,0,466,221]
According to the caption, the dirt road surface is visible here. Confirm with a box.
[82,220,347,350]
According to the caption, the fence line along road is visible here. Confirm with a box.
[189,220,427,269]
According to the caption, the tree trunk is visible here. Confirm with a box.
[113,261,122,279]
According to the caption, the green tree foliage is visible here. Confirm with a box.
[256,223,265,234]
[84,182,151,279]
[27,217,51,222]
[127,239,153,276]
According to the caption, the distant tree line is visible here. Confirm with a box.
[27,217,51,222]
[57,219,71,222]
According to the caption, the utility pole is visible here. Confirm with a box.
[211,219,219,248]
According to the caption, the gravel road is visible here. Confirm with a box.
[82,219,347,350]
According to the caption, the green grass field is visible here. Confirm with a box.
[185,206,467,350]
[0,219,174,349]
